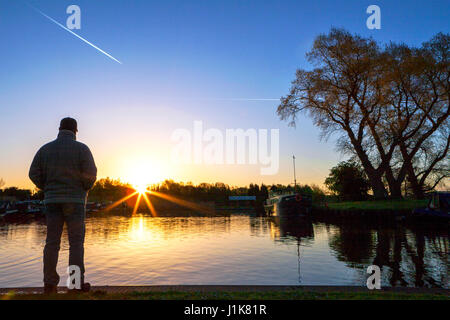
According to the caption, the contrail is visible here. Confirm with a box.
[220,98,280,101]
[28,4,122,64]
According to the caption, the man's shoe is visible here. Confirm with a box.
[67,282,91,294]
[44,284,57,295]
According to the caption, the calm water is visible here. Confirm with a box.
[0,214,448,288]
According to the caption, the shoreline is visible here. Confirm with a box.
[1,285,448,300]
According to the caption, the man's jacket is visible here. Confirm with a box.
[29,130,97,204]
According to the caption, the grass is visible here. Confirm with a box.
[2,289,448,300]
[319,199,428,211]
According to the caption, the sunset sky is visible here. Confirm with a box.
[0,0,449,189]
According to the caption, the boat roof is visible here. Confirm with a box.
[431,191,450,198]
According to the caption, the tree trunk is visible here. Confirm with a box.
[366,172,387,199]
[389,181,403,199]
[384,167,404,199]
[408,172,425,199]
[350,139,388,200]
[399,143,425,199]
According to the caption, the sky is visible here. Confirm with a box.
[0,0,449,190]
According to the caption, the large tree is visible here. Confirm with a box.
[278,29,449,199]
[383,34,449,198]
[278,28,393,198]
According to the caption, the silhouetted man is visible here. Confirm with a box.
[29,117,97,294]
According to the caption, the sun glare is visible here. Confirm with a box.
[121,157,165,190]
[134,184,148,194]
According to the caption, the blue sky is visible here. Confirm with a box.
[0,0,449,188]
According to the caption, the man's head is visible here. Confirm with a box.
[59,117,78,134]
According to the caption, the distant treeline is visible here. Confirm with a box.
[99,178,326,202]
[1,178,327,203]
[0,187,35,201]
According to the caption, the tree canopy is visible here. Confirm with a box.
[324,161,370,201]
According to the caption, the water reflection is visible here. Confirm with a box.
[268,216,314,243]
[267,217,315,284]
[323,220,448,288]
[0,214,447,288]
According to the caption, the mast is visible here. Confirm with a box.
[293,155,297,190]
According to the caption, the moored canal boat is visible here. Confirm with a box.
[0,201,19,217]
[264,155,313,217]
[264,191,312,217]
[412,191,449,220]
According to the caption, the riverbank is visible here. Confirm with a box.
[321,199,428,211]
[311,199,435,221]
[1,286,448,300]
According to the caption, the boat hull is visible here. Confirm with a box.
[274,201,311,216]
[412,207,449,220]
[265,195,312,217]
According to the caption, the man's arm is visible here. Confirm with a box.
[80,145,97,190]
[29,149,45,190]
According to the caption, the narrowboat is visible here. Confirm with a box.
[412,191,449,220]
[264,191,312,216]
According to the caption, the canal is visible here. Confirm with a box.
[0,214,447,288]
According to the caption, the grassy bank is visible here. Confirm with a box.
[318,199,427,211]
[3,289,448,300]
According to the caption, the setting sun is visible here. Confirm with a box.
[134,184,149,194]
[118,156,167,188]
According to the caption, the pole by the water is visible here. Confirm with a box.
[293,155,297,190]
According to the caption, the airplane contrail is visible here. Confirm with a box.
[221,98,280,101]
[29,4,122,64]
